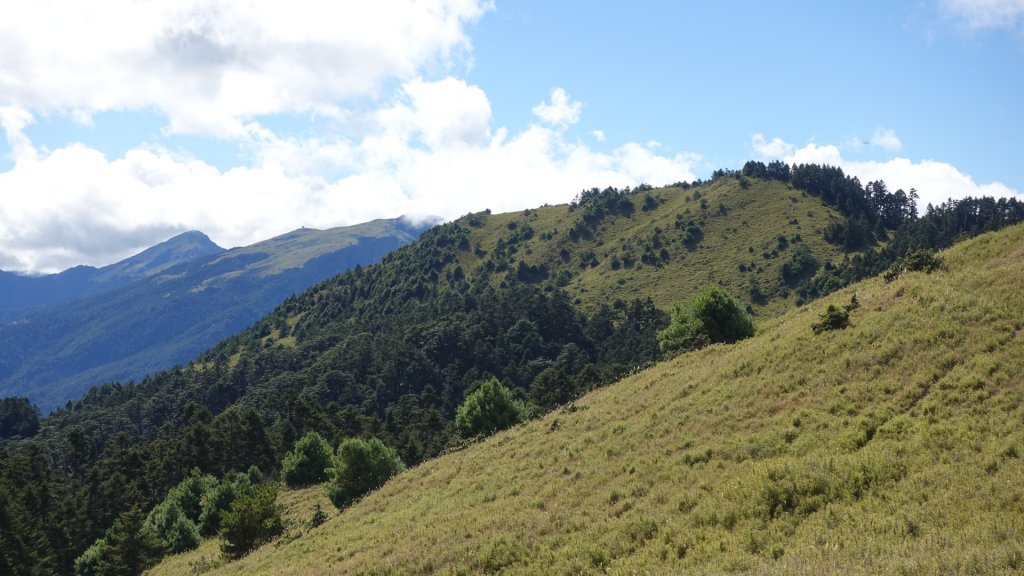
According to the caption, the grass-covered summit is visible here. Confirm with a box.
[151,223,1024,575]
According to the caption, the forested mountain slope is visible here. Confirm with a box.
[152,221,1024,576]
[3,164,1022,575]
[0,218,425,412]
[43,174,857,457]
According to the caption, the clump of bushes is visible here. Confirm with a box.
[658,287,754,354]
[812,294,859,334]
[812,305,849,334]
[281,431,334,488]
[142,469,213,554]
[74,507,163,576]
[308,503,328,529]
[884,249,943,282]
[327,438,405,509]
[456,378,527,438]
[199,468,260,537]
[219,483,283,559]
[74,468,270,572]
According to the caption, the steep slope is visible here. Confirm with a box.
[151,223,1024,575]
[0,218,426,412]
[0,230,225,321]
[42,172,943,465]
[42,178,852,453]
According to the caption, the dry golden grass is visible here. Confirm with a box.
[149,224,1024,575]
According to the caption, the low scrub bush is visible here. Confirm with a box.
[884,249,943,282]
[812,304,849,334]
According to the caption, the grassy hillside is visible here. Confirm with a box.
[477,179,843,316]
[151,223,1024,575]
[288,178,844,327]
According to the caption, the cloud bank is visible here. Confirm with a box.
[0,83,699,273]
[1,2,1017,274]
[0,1,701,274]
[0,0,492,136]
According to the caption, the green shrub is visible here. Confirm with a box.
[219,483,283,559]
[168,469,215,523]
[658,287,754,354]
[73,538,109,576]
[164,514,202,555]
[143,500,201,554]
[884,249,943,282]
[781,245,819,284]
[199,473,252,537]
[326,437,405,509]
[812,304,850,334]
[281,431,334,488]
[456,378,527,438]
[142,469,213,554]
[308,503,328,529]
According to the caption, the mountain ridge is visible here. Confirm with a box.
[0,230,225,321]
[0,218,427,412]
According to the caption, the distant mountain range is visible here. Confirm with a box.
[0,217,429,412]
[0,231,225,322]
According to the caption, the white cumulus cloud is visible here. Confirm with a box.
[752,133,795,158]
[0,3,698,274]
[0,0,493,137]
[0,107,38,161]
[0,79,700,274]
[384,77,493,150]
[532,88,583,127]
[870,128,903,152]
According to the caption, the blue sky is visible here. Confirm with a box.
[0,0,1021,273]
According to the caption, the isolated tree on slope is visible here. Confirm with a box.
[281,431,334,488]
[456,377,527,438]
[658,287,754,354]
[326,437,404,509]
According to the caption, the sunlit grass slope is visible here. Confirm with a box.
[453,178,843,317]
[152,224,1024,575]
